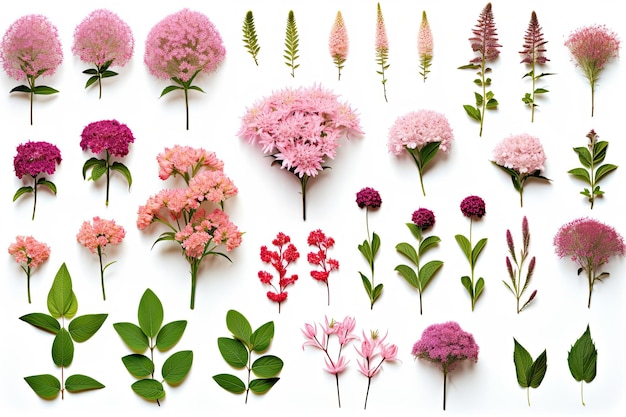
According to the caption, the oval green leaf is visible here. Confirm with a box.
[252,355,283,378]
[213,373,246,394]
[251,321,274,352]
[138,289,163,339]
[394,264,418,288]
[69,314,108,343]
[162,350,193,385]
[131,379,165,400]
[395,242,418,266]
[226,310,252,345]
[217,337,248,368]
[156,320,187,351]
[122,354,154,377]
[52,328,74,367]
[24,374,60,399]
[19,313,60,334]
[65,374,105,392]
[113,322,149,352]
[47,263,73,319]
[249,377,279,394]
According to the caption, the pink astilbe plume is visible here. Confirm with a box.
[520,11,552,122]
[258,232,300,313]
[329,11,349,80]
[374,3,390,102]
[8,235,51,303]
[355,330,398,409]
[307,229,339,305]
[418,11,433,82]
[554,217,625,308]
[565,24,620,117]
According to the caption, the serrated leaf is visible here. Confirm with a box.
[162,350,193,385]
[251,321,274,352]
[395,264,419,288]
[249,377,280,394]
[52,328,74,367]
[113,322,149,352]
[24,374,60,399]
[138,289,163,339]
[595,164,617,183]
[568,325,597,383]
[156,320,187,351]
[252,355,283,378]
[19,313,60,334]
[528,350,547,388]
[213,373,246,394]
[131,379,165,400]
[122,354,154,377]
[47,263,73,319]
[217,337,248,368]
[65,374,105,392]
[68,314,108,342]
[226,309,252,345]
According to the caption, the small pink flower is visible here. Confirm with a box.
[329,11,349,80]
[324,355,348,375]
[8,235,51,303]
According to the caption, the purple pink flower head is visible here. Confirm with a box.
[412,321,479,371]
[412,208,435,230]
[144,8,225,82]
[460,195,486,219]
[77,216,126,254]
[356,187,382,209]
[14,141,62,179]
[565,24,620,73]
[492,133,546,174]
[72,9,134,67]
[80,119,135,157]
[520,11,548,65]
[387,110,454,155]
[329,11,348,62]
[8,235,50,267]
[1,14,63,80]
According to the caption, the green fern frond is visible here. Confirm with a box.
[419,54,432,82]
[242,11,260,66]
[284,10,300,77]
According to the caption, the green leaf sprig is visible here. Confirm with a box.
[20,263,107,399]
[568,129,617,209]
[113,289,192,405]
[213,310,283,403]
[568,325,597,406]
[456,196,487,311]
[242,11,260,66]
[83,150,132,207]
[13,176,57,221]
[503,216,537,314]
[513,338,547,406]
[160,70,204,131]
[83,60,118,99]
[10,69,59,125]
[284,10,300,77]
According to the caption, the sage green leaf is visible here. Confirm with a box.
[371,232,381,257]
[89,163,108,182]
[568,168,591,184]
[11,85,32,93]
[284,10,299,76]
[226,309,252,345]
[595,164,617,183]
[373,283,383,302]
[111,162,133,188]
[573,147,592,168]
[19,313,60,334]
[249,377,279,394]
[458,63,480,70]
[568,325,597,383]
[213,373,246,394]
[406,222,422,241]
[217,337,248,368]
[395,264,418,288]
[474,92,484,106]
[461,276,473,298]
[52,328,74,367]
[419,236,441,255]
[156,320,187,351]
[475,277,485,301]
[528,350,547,388]
[252,355,283,378]
[419,260,443,290]
[592,141,608,164]
[160,85,183,97]
[360,272,372,296]
[65,374,105,392]
[47,263,73,318]
[66,291,78,320]
[472,238,488,266]
[68,314,108,343]
[533,88,549,94]
[138,289,163,339]
[358,240,372,260]
[113,322,149,352]
[251,321,274,352]
[131,379,165,400]
[486,98,499,109]
[24,374,60,399]
[33,85,59,95]
[122,354,154,377]
[188,85,205,93]
[82,157,104,179]
[242,10,261,65]
[513,338,533,387]
[13,186,33,201]
[162,350,193,385]
[455,235,471,262]
[395,242,419,266]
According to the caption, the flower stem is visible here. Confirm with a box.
[32,175,38,221]
[335,373,341,408]
[184,86,190,130]
[27,75,36,125]
[300,175,309,221]
[364,377,372,410]
[26,265,32,303]
[581,381,586,406]
[105,150,111,207]
[97,246,106,301]
[442,369,448,410]
[527,387,531,406]
[190,259,199,309]
[587,268,594,309]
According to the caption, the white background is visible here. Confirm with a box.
[1,0,625,416]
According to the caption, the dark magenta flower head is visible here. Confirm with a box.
[356,187,382,209]
[412,208,435,230]
[460,195,486,218]
[14,141,62,179]
[80,119,135,157]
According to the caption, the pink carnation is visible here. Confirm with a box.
[388,110,454,155]
[77,216,126,254]
[80,119,135,157]
[492,133,545,174]
[8,235,50,268]
[72,9,134,67]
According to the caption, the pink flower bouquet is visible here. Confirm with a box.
[238,84,363,221]
[8,235,50,303]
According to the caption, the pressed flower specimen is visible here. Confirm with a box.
[329,11,349,80]
[76,216,125,301]
[302,316,358,407]
[238,84,363,221]
[418,11,433,82]
[284,10,300,77]
[375,3,390,102]
[513,339,547,406]
[13,141,62,220]
[144,9,226,130]
[258,232,300,313]
[503,216,537,314]
[412,321,479,410]
[520,11,552,122]
[356,187,383,309]
[307,229,339,305]
[568,129,617,209]
[8,235,50,303]
[395,208,443,315]
[1,14,63,125]
[554,217,625,308]
[456,196,487,311]
[459,2,501,137]
[565,24,620,117]
[72,9,134,99]
[137,145,242,309]
[387,110,454,196]
[242,11,260,66]
[355,330,398,410]
[568,325,597,406]
[491,133,549,207]
[80,119,134,206]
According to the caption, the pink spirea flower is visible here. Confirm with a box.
[418,11,433,58]
[174,208,242,258]
[1,14,63,80]
[492,133,546,174]
[329,11,348,63]
[80,119,135,157]
[387,110,454,155]
[412,321,479,371]
[72,9,134,67]
[565,24,619,75]
[157,145,225,181]
[8,235,50,268]
[77,216,126,254]
[375,4,388,52]
[460,195,486,218]
[412,208,435,230]
[14,141,62,179]
[356,187,382,209]
[144,8,225,82]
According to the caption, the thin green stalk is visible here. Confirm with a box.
[31,174,38,221]
[26,265,32,303]
[97,246,106,301]
[105,150,111,207]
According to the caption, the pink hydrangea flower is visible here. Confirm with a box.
[258,232,300,313]
[329,11,349,80]
[355,330,399,409]
[8,235,51,303]
[418,11,433,82]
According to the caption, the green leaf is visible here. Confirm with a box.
[486,98,499,109]
[405,222,422,241]
[52,328,74,367]
[13,186,33,201]
[68,314,108,343]
[474,277,485,302]
[395,264,419,288]
[121,354,154,377]
[242,10,261,65]
[533,88,549,94]
[101,70,118,78]
[471,238,488,266]
[217,337,248,368]
[568,168,591,184]
[373,283,384,302]
[162,350,193,385]
[249,377,279,394]
[461,276,473,298]
[360,272,372,297]
[156,320,187,351]
[419,141,441,169]
[11,85,32,93]
[395,242,419,266]
[82,68,98,75]
[573,147,592,168]
[213,374,246,394]
[474,92,483,106]
[419,260,443,290]
[371,232,381,257]
[513,338,533,387]
[111,162,133,188]
[138,289,163,339]
[33,85,59,95]
[458,63,480,70]
[568,325,597,383]
[528,350,548,388]
[65,374,105,392]
[595,164,617,183]
[251,321,274,352]
[47,263,73,319]
[19,313,60,334]
[252,355,283,378]
[113,322,149,352]
[455,235,471,262]
[131,379,165,400]
[24,374,60,399]
[358,241,372,261]
[593,141,608,164]
[284,10,300,75]
[37,178,57,195]
[85,75,99,89]
[82,157,105,180]
[226,309,252,346]
[66,291,78,319]
[419,235,441,255]
[90,163,108,182]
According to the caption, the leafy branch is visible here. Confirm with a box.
[456,219,487,311]
[82,150,132,207]
[242,11,260,66]
[284,10,300,77]
[82,60,118,99]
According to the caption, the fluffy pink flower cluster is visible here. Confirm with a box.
[492,133,546,174]
[387,110,454,155]
[80,119,135,157]
[157,145,224,181]
[175,208,242,258]
[412,321,479,371]
[565,24,620,73]
[418,11,433,59]
[375,4,388,52]
[329,11,348,60]
[144,8,225,82]
[77,216,125,254]
[14,141,62,179]
[1,14,63,80]
[8,235,51,268]
[72,9,134,67]
[469,3,501,63]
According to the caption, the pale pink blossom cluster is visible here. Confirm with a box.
[375,4,389,52]
[565,24,620,73]
[77,216,126,254]
[8,235,50,268]
[492,133,546,174]
[355,330,398,378]
[387,110,454,155]
[1,14,63,80]
[144,8,225,82]
[72,9,134,67]
[329,10,349,79]
[302,316,358,375]
[157,145,224,181]
[174,208,242,258]
[418,12,433,59]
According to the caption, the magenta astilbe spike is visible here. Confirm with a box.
[520,11,552,122]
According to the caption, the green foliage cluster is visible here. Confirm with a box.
[455,226,487,311]
[10,70,59,125]
[358,227,383,310]
[242,11,260,66]
[83,60,118,99]
[83,150,132,207]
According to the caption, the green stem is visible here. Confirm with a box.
[587,267,594,309]
[581,381,586,406]
[105,150,111,207]
[184,86,190,130]
[31,175,38,221]
[97,246,106,301]
[479,58,486,137]
[530,59,536,123]
[590,81,595,117]
[366,208,375,309]
[300,175,309,221]
[442,369,448,410]
[28,75,35,125]
[469,219,476,311]
[190,259,199,309]
[26,265,32,303]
